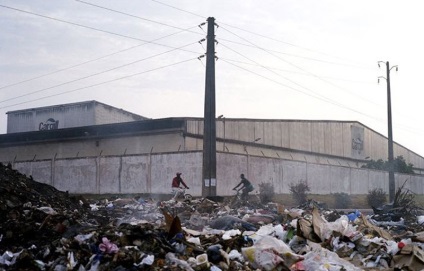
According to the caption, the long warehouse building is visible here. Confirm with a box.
[1,100,423,196]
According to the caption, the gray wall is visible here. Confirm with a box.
[11,152,424,196]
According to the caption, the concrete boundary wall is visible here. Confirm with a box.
[10,152,424,196]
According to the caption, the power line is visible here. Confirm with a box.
[221,58,374,84]
[0,4,201,54]
[75,1,357,70]
[75,0,204,37]
[74,0,373,108]
[223,55,424,142]
[0,25,201,90]
[221,58,383,122]
[219,26,383,107]
[219,41,372,112]
[223,56,418,128]
[219,22,371,69]
[150,0,205,19]
[219,38,366,69]
[148,0,370,68]
[0,57,198,110]
[220,40,410,124]
[220,25,333,76]
[0,41,199,105]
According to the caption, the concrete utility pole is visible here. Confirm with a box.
[202,17,217,197]
[378,61,398,203]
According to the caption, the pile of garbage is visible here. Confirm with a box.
[1,162,424,270]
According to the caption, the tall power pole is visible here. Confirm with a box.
[378,61,398,202]
[202,17,217,197]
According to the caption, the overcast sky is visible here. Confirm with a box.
[1,1,424,157]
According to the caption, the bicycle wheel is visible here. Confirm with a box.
[184,194,193,201]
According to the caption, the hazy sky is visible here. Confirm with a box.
[1,1,424,157]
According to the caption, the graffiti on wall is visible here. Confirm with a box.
[351,125,364,158]
[352,137,363,151]
[39,118,59,131]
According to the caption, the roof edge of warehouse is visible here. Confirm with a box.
[0,117,186,146]
[6,100,149,120]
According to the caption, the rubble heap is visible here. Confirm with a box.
[1,162,424,270]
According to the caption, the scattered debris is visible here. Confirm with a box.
[1,162,424,270]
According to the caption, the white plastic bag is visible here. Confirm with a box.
[242,235,303,270]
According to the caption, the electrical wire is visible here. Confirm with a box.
[221,58,374,84]
[221,41,421,127]
[223,55,424,140]
[219,27,383,108]
[218,22,372,69]
[219,41,362,110]
[71,0,420,136]
[4,2,421,144]
[0,4,201,54]
[220,58,383,122]
[75,0,204,37]
[148,0,370,68]
[0,41,199,105]
[0,57,198,110]
[74,0,368,91]
[145,1,380,109]
[218,38,367,69]
[0,25,201,90]
[150,0,205,19]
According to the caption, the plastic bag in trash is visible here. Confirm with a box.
[274,224,288,241]
[303,242,363,271]
[222,229,241,240]
[0,250,22,266]
[347,210,361,222]
[255,224,275,237]
[418,215,424,225]
[228,249,244,262]
[242,235,303,270]
[166,252,194,271]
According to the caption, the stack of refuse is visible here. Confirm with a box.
[2,162,424,270]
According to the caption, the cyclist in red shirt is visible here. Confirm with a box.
[172,172,189,198]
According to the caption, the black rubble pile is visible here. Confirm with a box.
[0,163,174,270]
[2,162,424,270]
[0,163,86,248]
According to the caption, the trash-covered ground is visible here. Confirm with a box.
[1,162,424,271]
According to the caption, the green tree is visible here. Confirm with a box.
[361,155,414,174]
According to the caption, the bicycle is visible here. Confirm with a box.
[171,187,193,201]
[230,188,248,207]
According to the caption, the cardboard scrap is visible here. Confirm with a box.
[360,215,393,241]
[393,245,424,270]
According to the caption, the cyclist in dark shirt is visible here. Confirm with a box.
[233,173,254,200]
